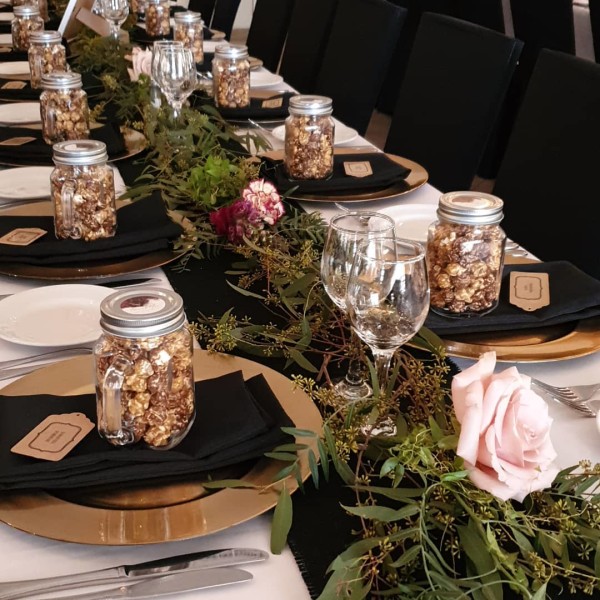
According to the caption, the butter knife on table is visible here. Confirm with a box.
[0,548,269,599]
[51,568,254,600]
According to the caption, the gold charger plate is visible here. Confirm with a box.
[439,317,600,363]
[0,200,185,280]
[432,256,600,363]
[262,150,429,203]
[0,350,322,545]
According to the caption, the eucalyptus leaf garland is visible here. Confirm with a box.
[69,29,600,600]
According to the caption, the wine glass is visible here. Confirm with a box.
[155,44,197,122]
[320,211,396,401]
[98,0,129,40]
[150,40,184,108]
[345,237,429,423]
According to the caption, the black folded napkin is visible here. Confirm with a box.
[0,193,183,265]
[425,261,600,335]
[0,123,127,166]
[197,91,296,120]
[0,49,28,61]
[260,152,412,195]
[0,370,294,491]
[0,79,39,100]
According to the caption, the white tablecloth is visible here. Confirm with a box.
[0,82,599,600]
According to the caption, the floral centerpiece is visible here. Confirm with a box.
[67,29,600,599]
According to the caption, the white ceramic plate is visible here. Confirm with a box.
[250,70,284,88]
[380,203,438,242]
[0,166,53,201]
[203,40,221,54]
[0,33,12,45]
[0,101,40,125]
[0,285,114,347]
[0,13,14,21]
[271,122,359,146]
[0,61,30,78]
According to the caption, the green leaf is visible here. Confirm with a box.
[281,427,318,437]
[270,487,293,554]
[596,540,600,578]
[441,470,470,482]
[429,415,443,442]
[201,479,258,489]
[264,451,299,462]
[308,449,320,488]
[287,348,319,373]
[341,503,419,522]
[531,582,547,600]
[225,281,266,299]
[389,544,422,568]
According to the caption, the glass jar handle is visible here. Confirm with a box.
[32,52,42,82]
[101,355,133,440]
[45,105,56,139]
[60,178,76,232]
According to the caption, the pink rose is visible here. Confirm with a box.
[126,47,153,82]
[451,351,559,502]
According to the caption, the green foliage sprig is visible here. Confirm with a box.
[70,26,600,600]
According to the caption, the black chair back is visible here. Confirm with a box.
[245,0,295,72]
[384,12,523,192]
[376,0,505,116]
[186,0,217,26]
[313,0,407,136]
[588,0,600,62]
[278,0,338,93]
[211,0,242,40]
[493,48,600,280]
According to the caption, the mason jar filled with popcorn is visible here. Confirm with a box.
[173,10,204,64]
[145,0,171,38]
[212,43,250,108]
[11,4,43,52]
[51,139,116,241]
[426,191,506,318]
[40,71,89,144]
[28,31,67,89]
[284,95,335,180]
[94,288,196,450]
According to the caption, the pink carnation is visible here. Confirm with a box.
[210,179,285,243]
[241,179,285,226]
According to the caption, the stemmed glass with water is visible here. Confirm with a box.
[345,237,430,429]
[320,211,396,400]
[154,43,197,122]
[98,0,129,40]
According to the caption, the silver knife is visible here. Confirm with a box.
[0,548,268,600]
[51,568,254,600]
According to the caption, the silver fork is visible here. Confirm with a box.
[530,378,599,417]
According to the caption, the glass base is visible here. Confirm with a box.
[333,377,372,401]
[361,415,397,438]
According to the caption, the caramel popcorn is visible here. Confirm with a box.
[427,221,505,315]
[40,88,90,144]
[145,0,170,37]
[11,7,43,52]
[95,328,195,448]
[174,14,204,64]
[51,163,116,241]
[28,40,67,89]
[284,113,334,180]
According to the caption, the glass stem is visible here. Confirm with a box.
[344,357,364,386]
[372,349,394,394]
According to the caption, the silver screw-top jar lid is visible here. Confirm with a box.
[174,10,203,23]
[146,0,169,5]
[100,288,187,337]
[437,191,504,225]
[41,71,82,90]
[29,30,63,44]
[52,140,108,166]
[289,95,333,116]
[14,4,40,16]
[214,43,248,59]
